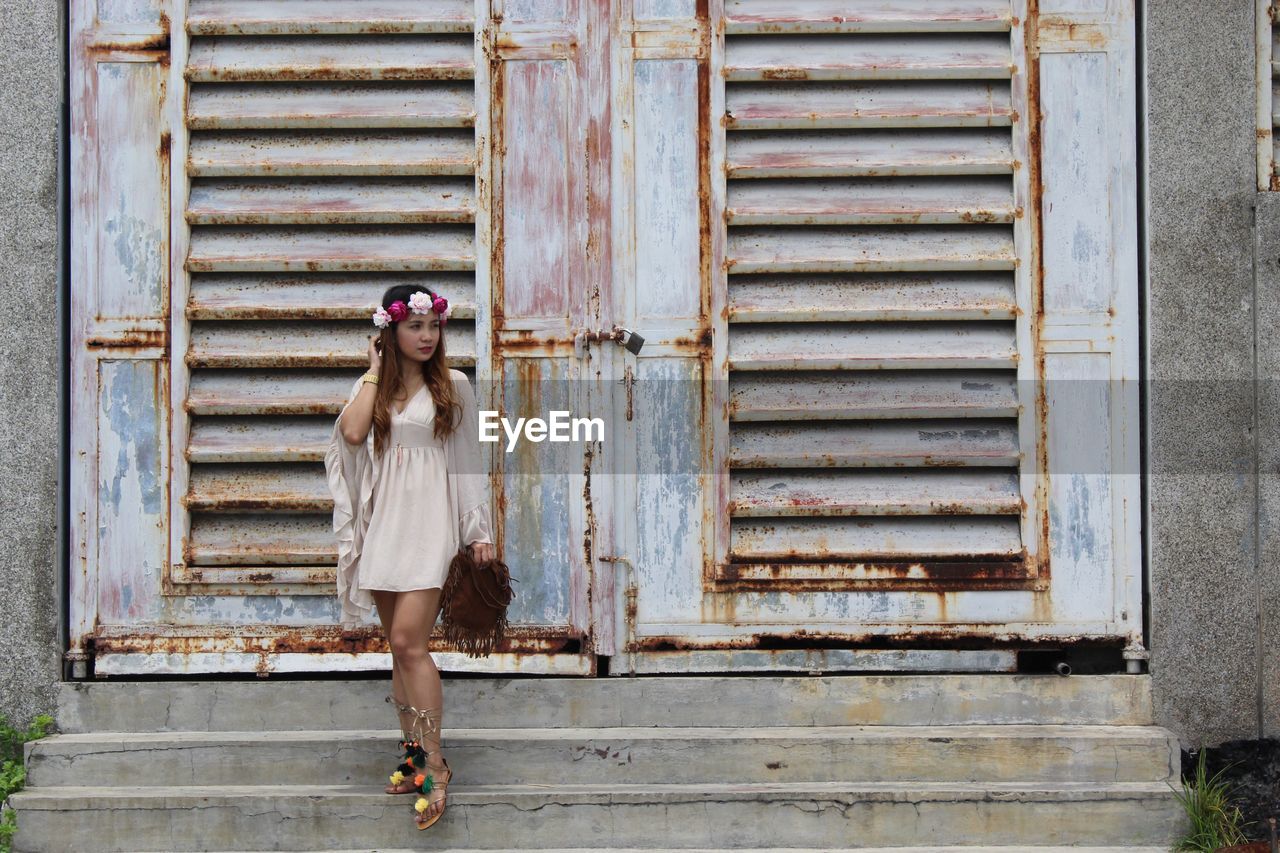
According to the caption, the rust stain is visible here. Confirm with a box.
[158,129,172,329]
[186,304,456,321]
[496,332,576,355]
[185,353,373,368]
[697,57,712,322]
[489,42,507,339]
[91,625,578,657]
[920,458,967,468]
[582,440,595,568]
[1038,17,1108,50]
[725,10,1009,30]
[183,398,347,416]
[184,65,475,83]
[695,17,717,591]
[958,210,1006,224]
[183,496,332,512]
[88,36,170,53]
[1024,0,1052,581]
[623,363,634,420]
[87,330,168,349]
[720,556,1029,579]
[760,68,809,81]
[624,574,637,624]
[727,102,1013,127]
[624,626,1104,653]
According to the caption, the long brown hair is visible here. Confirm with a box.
[369,284,461,457]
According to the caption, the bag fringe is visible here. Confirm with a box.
[438,548,513,659]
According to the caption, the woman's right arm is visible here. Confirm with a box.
[338,336,381,445]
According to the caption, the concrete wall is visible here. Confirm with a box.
[1146,0,1280,746]
[1256,196,1280,742]
[0,0,64,728]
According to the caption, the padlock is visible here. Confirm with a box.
[618,328,645,355]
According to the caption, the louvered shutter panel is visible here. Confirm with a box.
[177,1,481,584]
[68,0,173,654]
[718,0,1035,585]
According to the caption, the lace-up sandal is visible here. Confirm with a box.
[404,703,452,830]
[384,693,423,795]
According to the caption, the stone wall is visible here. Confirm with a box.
[0,0,63,728]
[1146,0,1280,745]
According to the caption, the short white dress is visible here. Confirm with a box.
[324,368,494,628]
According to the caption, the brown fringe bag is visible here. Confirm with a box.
[438,547,516,658]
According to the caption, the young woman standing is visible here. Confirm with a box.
[324,284,496,831]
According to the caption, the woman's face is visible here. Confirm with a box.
[394,309,441,364]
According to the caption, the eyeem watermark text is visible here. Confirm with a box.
[479,410,604,452]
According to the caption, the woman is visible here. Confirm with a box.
[323,284,496,831]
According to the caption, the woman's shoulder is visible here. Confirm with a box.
[447,367,469,384]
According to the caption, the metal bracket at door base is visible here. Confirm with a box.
[598,554,637,677]
[63,647,90,679]
[1122,640,1150,674]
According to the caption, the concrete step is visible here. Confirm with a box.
[55,674,1155,732]
[122,849,1177,853]
[9,781,1184,851]
[25,724,1179,788]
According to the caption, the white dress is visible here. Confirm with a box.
[324,368,494,628]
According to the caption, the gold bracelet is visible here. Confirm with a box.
[360,372,379,385]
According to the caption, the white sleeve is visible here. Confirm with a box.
[323,376,377,627]
[448,373,494,547]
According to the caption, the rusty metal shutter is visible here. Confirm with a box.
[176,1,479,585]
[715,1,1036,586]
[70,0,1142,673]
[625,0,1145,663]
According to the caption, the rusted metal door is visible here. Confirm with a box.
[68,0,174,678]
[68,0,1144,677]
[482,0,620,674]
[594,0,1146,673]
[68,0,604,676]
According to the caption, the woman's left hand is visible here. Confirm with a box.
[469,541,496,564]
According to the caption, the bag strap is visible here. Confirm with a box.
[470,561,515,608]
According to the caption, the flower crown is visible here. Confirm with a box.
[372,290,450,329]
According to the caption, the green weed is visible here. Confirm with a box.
[0,712,55,853]
[1171,748,1250,852]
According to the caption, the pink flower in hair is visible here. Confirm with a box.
[386,300,408,322]
[432,296,450,322]
[408,291,434,314]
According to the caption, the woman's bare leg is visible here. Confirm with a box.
[386,588,449,822]
[372,589,416,793]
